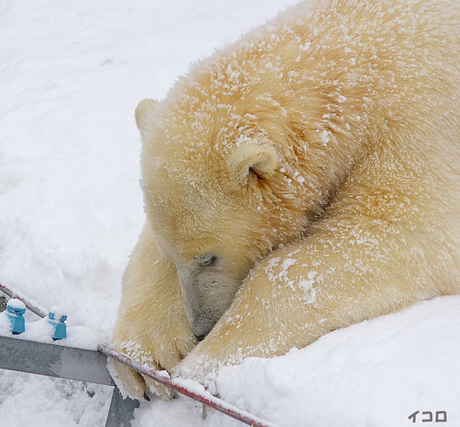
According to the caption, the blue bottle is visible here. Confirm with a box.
[7,299,26,335]
[48,306,67,340]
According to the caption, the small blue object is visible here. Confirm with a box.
[48,306,67,340]
[7,299,26,335]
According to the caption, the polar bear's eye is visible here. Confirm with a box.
[195,254,218,267]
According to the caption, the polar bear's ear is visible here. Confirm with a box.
[227,143,279,190]
[135,98,158,134]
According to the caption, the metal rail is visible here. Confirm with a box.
[0,334,139,427]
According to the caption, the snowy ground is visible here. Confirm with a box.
[1,1,459,426]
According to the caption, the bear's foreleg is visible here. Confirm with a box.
[111,223,197,399]
[174,208,449,382]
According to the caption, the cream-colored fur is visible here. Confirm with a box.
[112,0,460,398]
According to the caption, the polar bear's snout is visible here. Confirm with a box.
[176,255,242,339]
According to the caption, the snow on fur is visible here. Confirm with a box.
[1,1,460,426]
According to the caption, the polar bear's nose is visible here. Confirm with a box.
[195,334,206,341]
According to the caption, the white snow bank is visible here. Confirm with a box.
[0,369,112,427]
[215,296,460,427]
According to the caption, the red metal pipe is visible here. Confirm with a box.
[0,280,48,318]
[98,343,278,427]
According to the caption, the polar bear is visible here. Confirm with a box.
[112,0,460,399]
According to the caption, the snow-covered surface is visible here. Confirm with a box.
[0,0,459,426]
[0,310,105,350]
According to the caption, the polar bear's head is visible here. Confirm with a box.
[135,94,327,339]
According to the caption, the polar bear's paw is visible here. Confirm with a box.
[111,333,197,400]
